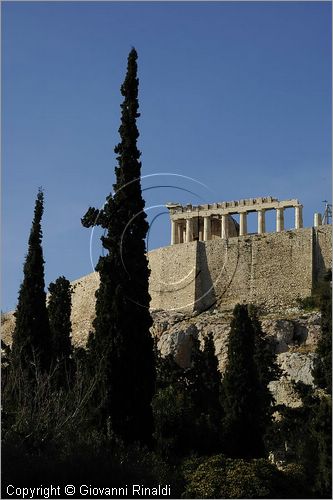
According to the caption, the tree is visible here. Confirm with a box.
[12,189,51,376]
[81,48,155,445]
[187,334,223,453]
[307,394,332,497]
[249,305,281,449]
[188,334,221,408]
[312,270,332,393]
[278,271,332,497]
[48,276,73,386]
[182,454,307,499]
[221,304,266,459]
[153,333,223,457]
[310,270,332,495]
[277,383,332,498]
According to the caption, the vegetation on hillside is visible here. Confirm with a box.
[272,270,332,498]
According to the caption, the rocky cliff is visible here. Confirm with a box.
[151,308,320,408]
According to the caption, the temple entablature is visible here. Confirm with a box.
[166,196,305,245]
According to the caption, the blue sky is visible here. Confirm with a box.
[2,1,332,312]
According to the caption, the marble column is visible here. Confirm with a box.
[239,212,247,236]
[295,205,303,229]
[221,214,229,239]
[185,218,193,243]
[177,221,183,244]
[314,213,322,227]
[276,207,284,232]
[257,209,266,234]
[171,220,177,245]
[203,216,211,241]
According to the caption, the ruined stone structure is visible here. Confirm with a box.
[166,196,304,244]
[149,197,332,313]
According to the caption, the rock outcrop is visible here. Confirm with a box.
[151,308,320,407]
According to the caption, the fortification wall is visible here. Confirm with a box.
[148,242,197,311]
[149,225,332,313]
[2,225,331,346]
[201,228,314,312]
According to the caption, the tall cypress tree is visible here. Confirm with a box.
[221,304,265,459]
[188,333,223,453]
[12,189,51,376]
[48,276,73,386]
[250,305,281,446]
[188,334,222,421]
[82,48,155,444]
[153,334,223,457]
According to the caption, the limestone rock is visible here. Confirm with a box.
[157,323,198,368]
[277,351,316,386]
[1,312,15,347]
[150,310,188,340]
[269,352,316,408]
[261,319,294,354]
[151,310,319,408]
[295,313,321,346]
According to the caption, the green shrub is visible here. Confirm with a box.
[181,454,309,499]
[296,296,318,311]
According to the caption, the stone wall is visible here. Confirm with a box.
[148,242,197,311]
[203,228,314,312]
[2,225,331,347]
[149,225,332,313]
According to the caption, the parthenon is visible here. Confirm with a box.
[166,196,304,245]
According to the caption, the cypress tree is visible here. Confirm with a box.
[155,350,184,391]
[278,384,332,498]
[48,276,73,385]
[308,395,332,497]
[221,304,265,459]
[188,333,223,453]
[301,270,332,496]
[188,334,222,421]
[12,189,51,376]
[153,334,223,457]
[202,333,222,410]
[81,48,155,445]
[250,305,281,447]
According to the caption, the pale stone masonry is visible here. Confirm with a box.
[166,196,303,244]
[149,225,331,313]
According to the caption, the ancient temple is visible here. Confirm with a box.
[166,196,305,244]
